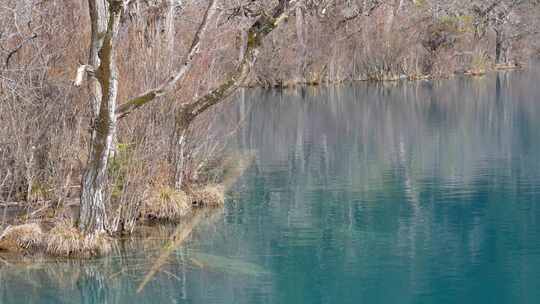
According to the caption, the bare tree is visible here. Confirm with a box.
[75,0,293,237]
[77,0,123,234]
[116,0,293,190]
[469,0,539,64]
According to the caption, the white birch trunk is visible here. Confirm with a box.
[79,0,123,234]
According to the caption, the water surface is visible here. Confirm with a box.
[2,68,540,303]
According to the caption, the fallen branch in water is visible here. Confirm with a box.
[136,210,206,293]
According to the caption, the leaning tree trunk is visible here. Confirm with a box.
[171,5,292,189]
[79,0,122,234]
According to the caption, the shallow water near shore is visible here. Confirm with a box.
[2,67,540,303]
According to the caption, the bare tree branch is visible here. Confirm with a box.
[179,0,293,122]
[116,0,294,120]
[116,0,218,119]
[4,33,37,68]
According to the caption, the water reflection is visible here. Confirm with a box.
[1,67,540,303]
[229,68,540,303]
[0,210,229,304]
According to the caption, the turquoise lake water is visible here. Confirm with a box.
[1,67,540,303]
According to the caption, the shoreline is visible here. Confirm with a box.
[246,63,524,89]
[0,153,254,259]
[0,63,525,259]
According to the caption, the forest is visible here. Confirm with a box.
[1,0,540,257]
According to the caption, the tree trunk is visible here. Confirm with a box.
[295,4,307,82]
[238,28,248,63]
[172,111,192,190]
[165,0,176,57]
[76,0,292,233]
[87,0,107,116]
[385,0,404,36]
[495,29,502,64]
[495,27,507,64]
[362,0,371,58]
[79,0,122,234]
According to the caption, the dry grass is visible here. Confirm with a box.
[142,186,191,222]
[46,221,112,258]
[189,185,225,208]
[0,223,44,252]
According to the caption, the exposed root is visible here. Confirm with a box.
[0,223,44,252]
[142,186,191,222]
[46,222,111,258]
[189,185,225,208]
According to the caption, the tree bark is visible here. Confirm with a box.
[165,0,177,66]
[295,3,307,82]
[87,0,108,116]
[172,110,191,190]
[79,0,122,234]
[238,28,248,63]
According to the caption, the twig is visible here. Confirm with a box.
[4,33,37,68]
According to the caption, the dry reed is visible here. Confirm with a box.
[46,221,112,258]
